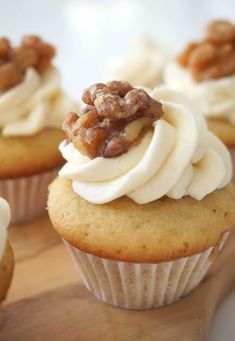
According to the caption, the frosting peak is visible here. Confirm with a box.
[105,37,172,88]
[59,88,232,204]
[0,66,77,136]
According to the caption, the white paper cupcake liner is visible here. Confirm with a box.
[63,231,229,310]
[229,147,235,182]
[0,168,59,224]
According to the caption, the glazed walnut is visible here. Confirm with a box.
[0,35,55,93]
[178,20,235,81]
[63,81,164,158]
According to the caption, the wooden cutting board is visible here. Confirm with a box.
[0,214,235,341]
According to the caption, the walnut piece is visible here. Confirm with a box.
[177,20,235,81]
[63,81,164,158]
[206,20,235,44]
[0,35,55,93]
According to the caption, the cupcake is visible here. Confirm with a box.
[48,81,235,310]
[164,20,235,180]
[0,198,14,302]
[0,36,78,223]
[105,37,172,88]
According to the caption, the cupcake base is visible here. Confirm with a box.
[63,231,229,310]
[0,242,14,303]
[0,168,59,224]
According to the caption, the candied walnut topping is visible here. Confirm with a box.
[63,81,164,158]
[0,35,55,93]
[177,20,235,82]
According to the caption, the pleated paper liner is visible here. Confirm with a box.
[0,168,59,224]
[63,231,229,310]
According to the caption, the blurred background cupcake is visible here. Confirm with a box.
[48,81,235,309]
[164,19,235,180]
[0,198,14,302]
[105,36,172,88]
[0,35,78,223]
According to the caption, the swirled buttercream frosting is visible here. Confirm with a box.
[0,67,77,136]
[59,86,232,204]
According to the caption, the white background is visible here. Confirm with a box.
[1,0,235,339]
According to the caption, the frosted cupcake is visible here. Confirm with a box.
[105,37,172,88]
[164,20,235,180]
[0,198,14,302]
[48,81,235,309]
[0,36,77,223]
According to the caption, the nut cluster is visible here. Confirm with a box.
[0,35,55,93]
[63,81,164,158]
[178,20,235,81]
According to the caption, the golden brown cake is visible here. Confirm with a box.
[48,82,235,309]
[49,177,235,263]
[0,35,77,222]
[0,129,64,179]
[207,119,235,148]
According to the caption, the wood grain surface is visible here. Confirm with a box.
[4,214,78,304]
[0,214,235,341]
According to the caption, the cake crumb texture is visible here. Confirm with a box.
[0,128,65,178]
[208,119,235,147]
[48,177,235,263]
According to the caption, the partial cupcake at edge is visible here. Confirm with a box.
[105,36,172,88]
[48,80,235,310]
[164,19,235,180]
[0,197,14,302]
[0,35,78,223]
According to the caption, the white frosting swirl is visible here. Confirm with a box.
[164,62,235,124]
[0,66,77,136]
[0,198,10,262]
[59,88,232,204]
[105,37,172,88]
